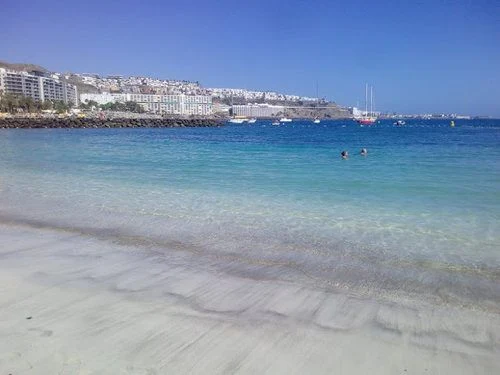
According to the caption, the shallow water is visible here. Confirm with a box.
[0,119,499,309]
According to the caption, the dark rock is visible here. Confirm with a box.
[0,117,224,129]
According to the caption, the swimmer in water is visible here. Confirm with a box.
[341,150,349,159]
[360,148,367,156]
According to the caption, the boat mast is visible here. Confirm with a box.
[373,87,376,117]
[365,83,368,117]
[316,81,319,118]
[370,86,373,117]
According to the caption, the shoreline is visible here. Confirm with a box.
[0,117,224,129]
[0,221,499,374]
[2,210,499,315]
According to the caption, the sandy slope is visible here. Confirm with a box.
[0,223,498,374]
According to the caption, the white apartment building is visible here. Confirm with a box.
[232,104,284,117]
[0,68,78,105]
[79,93,128,105]
[80,93,213,115]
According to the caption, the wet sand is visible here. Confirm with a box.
[0,223,498,374]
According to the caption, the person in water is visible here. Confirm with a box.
[360,148,368,156]
[341,150,349,159]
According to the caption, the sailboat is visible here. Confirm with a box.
[228,95,249,123]
[313,81,321,124]
[356,84,377,125]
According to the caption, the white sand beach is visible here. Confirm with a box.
[0,222,498,374]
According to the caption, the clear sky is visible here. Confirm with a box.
[2,0,499,116]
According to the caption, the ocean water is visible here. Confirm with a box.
[0,119,499,309]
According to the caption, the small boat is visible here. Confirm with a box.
[313,118,321,124]
[272,120,280,126]
[450,120,455,127]
[247,118,257,124]
[280,117,292,123]
[228,118,246,124]
[228,116,249,124]
[393,120,406,126]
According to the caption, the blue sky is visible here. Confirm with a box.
[2,0,499,115]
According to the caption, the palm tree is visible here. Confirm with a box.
[0,93,19,113]
[41,100,53,110]
[54,100,69,114]
[7,94,20,113]
[19,96,37,112]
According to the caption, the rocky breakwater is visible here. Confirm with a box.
[0,117,224,129]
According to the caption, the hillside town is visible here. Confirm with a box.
[68,72,319,102]
[0,61,475,120]
[0,64,345,118]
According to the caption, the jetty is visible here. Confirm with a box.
[0,116,224,129]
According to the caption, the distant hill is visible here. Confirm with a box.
[0,60,48,72]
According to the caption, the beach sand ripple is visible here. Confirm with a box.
[0,223,499,374]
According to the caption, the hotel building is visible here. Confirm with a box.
[232,104,285,118]
[80,93,213,116]
[0,68,78,105]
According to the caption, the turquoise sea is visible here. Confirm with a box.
[0,119,499,309]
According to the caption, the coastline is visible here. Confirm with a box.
[0,116,224,129]
[0,221,499,374]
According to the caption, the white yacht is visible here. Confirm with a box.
[280,117,292,123]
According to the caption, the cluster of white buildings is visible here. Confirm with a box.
[73,73,205,95]
[80,93,213,116]
[72,73,318,103]
[0,68,78,105]
[208,88,318,103]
